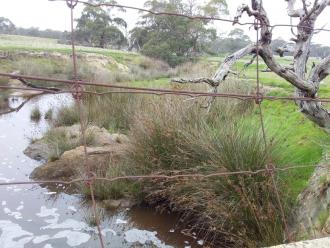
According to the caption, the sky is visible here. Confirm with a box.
[0,0,329,45]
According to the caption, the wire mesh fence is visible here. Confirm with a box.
[0,0,330,247]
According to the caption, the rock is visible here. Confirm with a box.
[103,200,122,210]
[30,144,124,180]
[103,198,134,210]
[24,125,116,162]
[112,133,129,144]
[120,199,133,208]
[88,126,115,146]
[23,140,50,161]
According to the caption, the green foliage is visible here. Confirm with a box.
[130,0,228,66]
[208,28,251,55]
[0,17,15,34]
[75,3,127,48]
[85,92,139,132]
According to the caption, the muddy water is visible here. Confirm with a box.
[0,94,201,248]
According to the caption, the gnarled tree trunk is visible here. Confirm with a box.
[175,0,330,128]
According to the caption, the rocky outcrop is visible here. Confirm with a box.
[24,125,122,161]
[25,124,129,180]
[293,155,330,239]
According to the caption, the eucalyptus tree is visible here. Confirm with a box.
[130,0,228,66]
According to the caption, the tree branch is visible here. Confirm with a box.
[15,77,61,92]
[213,43,256,81]
[275,44,294,57]
[310,55,330,83]
[172,78,220,87]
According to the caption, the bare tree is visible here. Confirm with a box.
[175,0,330,128]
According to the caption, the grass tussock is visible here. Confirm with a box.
[54,105,80,127]
[85,92,141,132]
[81,160,141,201]
[44,127,95,161]
[30,106,41,121]
[0,92,9,110]
[121,94,286,247]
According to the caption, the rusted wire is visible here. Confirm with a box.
[254,5,291,242]
[0,164,322,187]
[2,76,330,103]
[0,0,329,246]
[65,1,105,247]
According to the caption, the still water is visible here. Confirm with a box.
[0,94,201,248]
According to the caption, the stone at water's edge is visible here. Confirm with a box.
[24,124,128,161]
[23,140,50,161]
[30,145,125,180]
[25,124,129,180]
[103,198,134,210]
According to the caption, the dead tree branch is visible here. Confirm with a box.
[171,0,330,128]
[15,77,61,92]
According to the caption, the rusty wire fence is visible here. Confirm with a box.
[0,0,330,247]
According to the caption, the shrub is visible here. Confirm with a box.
[54,105,80,127]
[30,107,41,121]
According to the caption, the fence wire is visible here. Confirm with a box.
[0,0,330,247]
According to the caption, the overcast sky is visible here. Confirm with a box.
[0,0,329,45]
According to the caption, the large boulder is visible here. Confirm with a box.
[23,140,50,161]
[24,125,117,161]
[30,144,125,180]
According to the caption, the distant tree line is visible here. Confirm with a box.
[0,0,330,66]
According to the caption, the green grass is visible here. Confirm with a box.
[0,34,139,60]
